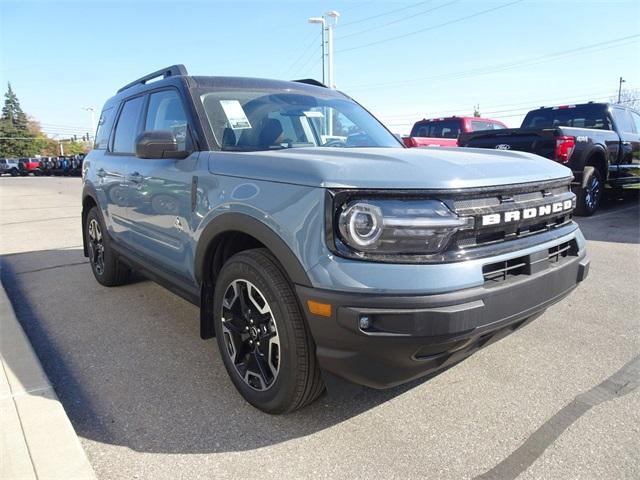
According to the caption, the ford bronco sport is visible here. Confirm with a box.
[82,65,589,413]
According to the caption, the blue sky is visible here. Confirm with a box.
[1,0,639,137]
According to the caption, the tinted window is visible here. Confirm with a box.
[94,107,116,150]
[521,105,611,130]
[411,120,461,138]
[112,96,145,153]
[145,90,191,151]
[612,108,635,133]
[471,120,505,131]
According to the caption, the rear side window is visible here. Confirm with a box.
[94,108,116,150]
[521,105,611,130]
[112,96,145,153]
[612,108,635,133]
[471,121,505,131]
[411,120,461,138]
[145,90,192,151]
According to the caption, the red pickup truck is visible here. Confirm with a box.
[403,116,507,148]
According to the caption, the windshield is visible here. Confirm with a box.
[200,89,401,151]
[521,105,611,130]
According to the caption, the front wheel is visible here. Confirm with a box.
[575,169,603,216]
[213,249,324,414]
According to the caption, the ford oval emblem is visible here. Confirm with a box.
[495,144,511,150]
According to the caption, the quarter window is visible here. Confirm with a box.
[145,90,191,151]
[112,96,145,154]
[94,107,116,150]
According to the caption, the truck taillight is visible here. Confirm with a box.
[555,136,575,163]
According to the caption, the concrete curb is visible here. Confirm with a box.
[0,280,97,480]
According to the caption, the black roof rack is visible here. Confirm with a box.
[117,64,188,93]
[292,78,327,88]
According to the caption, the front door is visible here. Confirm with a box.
[612,107,640,185]
[124,88,197,280]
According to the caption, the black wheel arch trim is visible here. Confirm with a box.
[194,212,312,288]
[81,183,100,257]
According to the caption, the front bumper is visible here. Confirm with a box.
[297,248,589,389]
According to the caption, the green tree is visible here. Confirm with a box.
[0,83,38,157]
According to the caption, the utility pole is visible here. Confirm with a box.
[308,17,326,85]
[325,10,340,90]
[83,106,96,138]
[59,140,64,156]
[618,77,626,103]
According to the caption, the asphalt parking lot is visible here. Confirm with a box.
[1,176,638,480]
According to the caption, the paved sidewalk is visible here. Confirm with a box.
[0,281,96,480]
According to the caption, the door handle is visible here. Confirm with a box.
[128,171,143,183]
[96,168,106,178]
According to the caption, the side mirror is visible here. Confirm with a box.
[135,130,190,159]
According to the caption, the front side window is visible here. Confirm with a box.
[612,108,635,133]
[112,96,145,153]
[199,88,400,151]
[145,89,191,151]
[630,111,640,134]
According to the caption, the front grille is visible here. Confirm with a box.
[452,183,575,250]
[482,239,578,285]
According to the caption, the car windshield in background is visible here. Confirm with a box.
[521,105,611,130]
[199,89,401,151]
[411,120,461,138]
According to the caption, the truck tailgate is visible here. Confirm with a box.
[458,128,558,160]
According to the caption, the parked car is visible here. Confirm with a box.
[18,157,42,176]
[82,65,589,413]
[0,158,20,176]
[458,102,640,215]
[403,116,507,148]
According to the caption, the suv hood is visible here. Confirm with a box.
[207,147,572,189]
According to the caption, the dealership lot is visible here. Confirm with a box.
[1,177,638,480]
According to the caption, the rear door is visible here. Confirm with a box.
[123,87,198,280]
[612,107,640,184]
[94,97,145,242]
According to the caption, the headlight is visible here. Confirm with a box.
[333,198,474,258]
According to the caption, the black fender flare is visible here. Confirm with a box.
[194,212,312,287]
[81,183,99,257]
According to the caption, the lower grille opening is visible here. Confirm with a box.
[483,256,527,284]
[548,240,578,264]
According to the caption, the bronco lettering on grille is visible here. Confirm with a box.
[481,200,573,227]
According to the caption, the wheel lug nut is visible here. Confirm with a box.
[249,340,253,345]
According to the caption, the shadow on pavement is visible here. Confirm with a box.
[575,189,639,245]
[1,249,433,455]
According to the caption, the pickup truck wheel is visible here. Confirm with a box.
[10,168,18,177]
[213,248,324,414]
[85,207,129,286]
[575,169,603,216]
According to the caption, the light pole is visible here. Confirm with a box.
[325,10,340,90]
[83,106,96,138]
[307,17,325,85]
[618,77,626,103]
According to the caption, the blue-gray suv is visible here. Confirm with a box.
[82,65,589,413]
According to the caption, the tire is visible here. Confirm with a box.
[575,168,603,216]
[10,169,18,177]
[213,248,324,414]
[85,207,130,286]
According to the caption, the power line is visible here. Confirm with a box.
[337,0,525,53]
[338,0,459,40]
[280,33,321,78]
[339,0,434,28]
[344,34,640,91]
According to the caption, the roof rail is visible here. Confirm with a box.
[292,78,327,88]
[117,64,188,93]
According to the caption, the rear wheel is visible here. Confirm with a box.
[213,249,324,414]
[575,169,603,216]
[85,207,129,286]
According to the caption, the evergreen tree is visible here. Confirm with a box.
[0,83,37,157]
